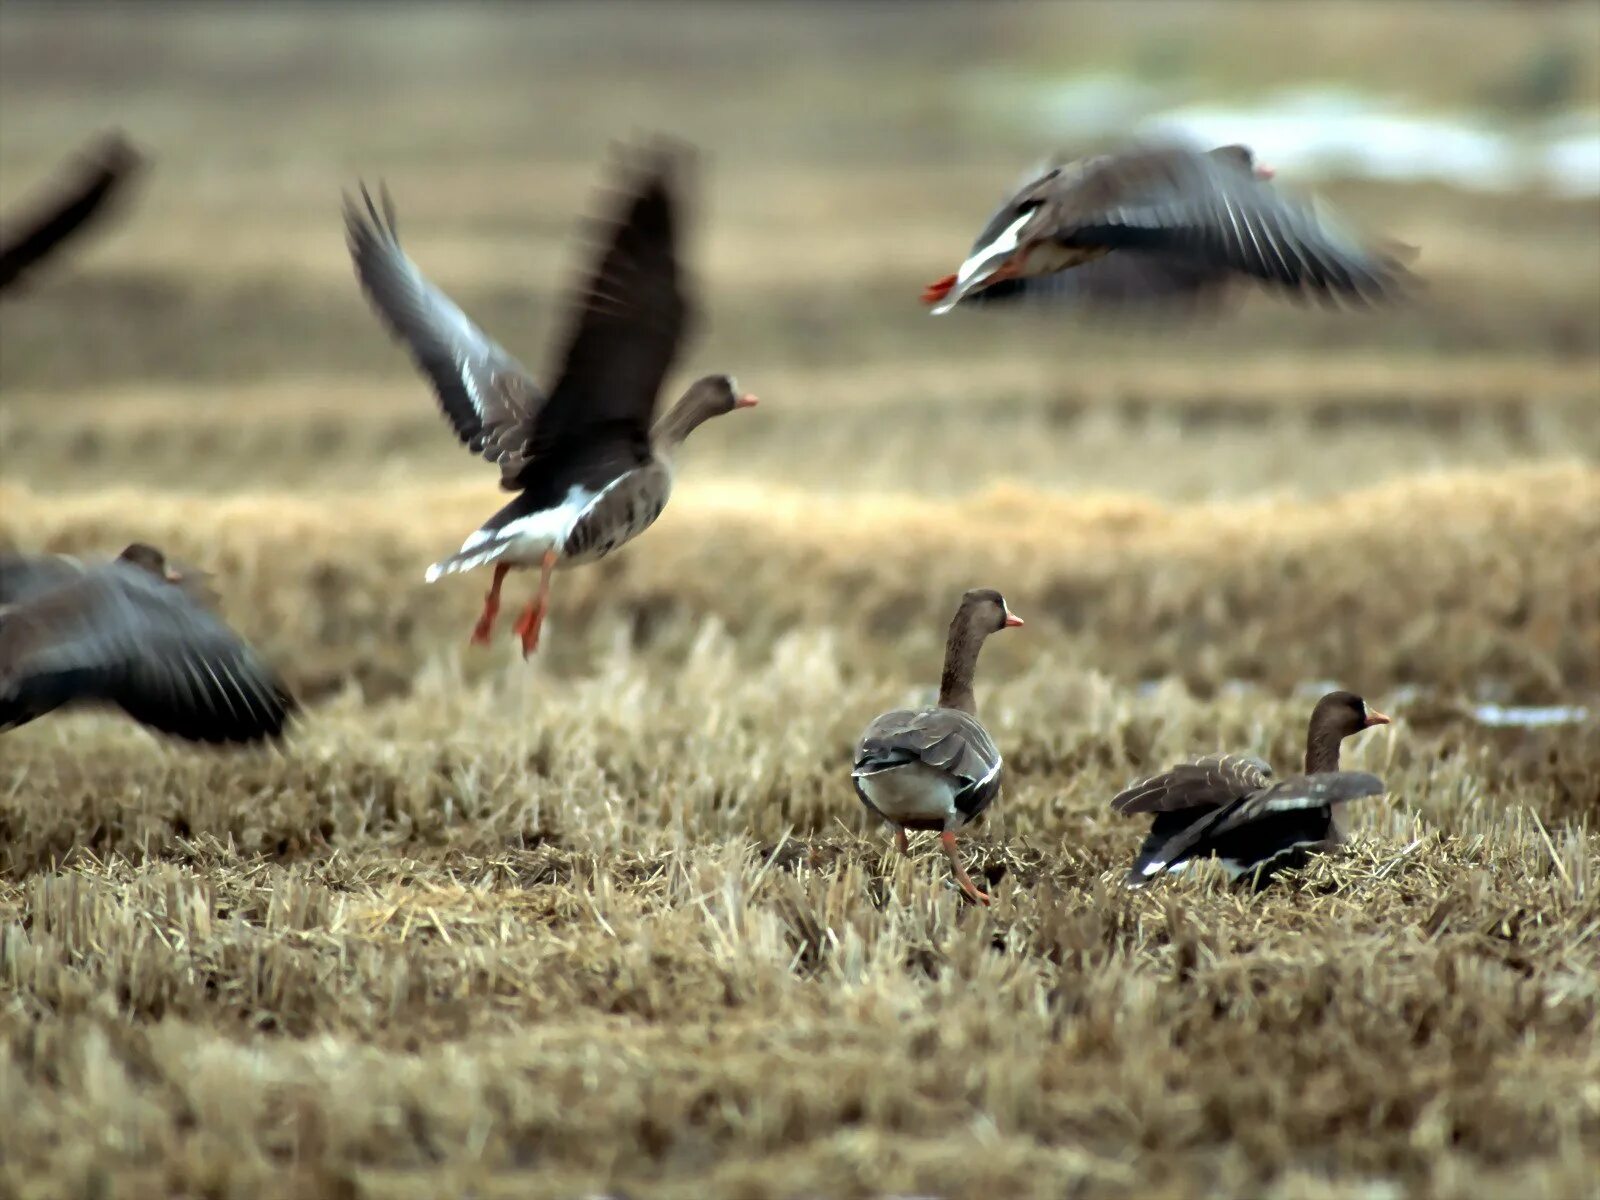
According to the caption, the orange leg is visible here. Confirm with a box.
[894,827,911,856]
[471,564,511,646]
[511,550,558,658]
[940,830,991,906]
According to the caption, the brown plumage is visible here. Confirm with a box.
[924,140,1415,315]
[0,130,143,295]
[1111,690,1391,887]
[345,139,757,657]
[0,544,296,745]
[852,589,1024,905]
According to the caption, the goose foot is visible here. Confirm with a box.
[471,564,511,646]
[941,830,991,906]
[512,550,558,658]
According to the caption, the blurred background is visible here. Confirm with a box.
[1,2,1597,699]
[3,10,1598,1195]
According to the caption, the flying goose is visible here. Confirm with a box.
[0,130,143,295]
[852,589,1024,905]
[923,141,1414,314]
[1111,690,1391,887]
[345,141,757,656]
[0,543,296,745]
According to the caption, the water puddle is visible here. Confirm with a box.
[1470,704,1591,728]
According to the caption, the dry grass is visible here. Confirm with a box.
[3,5,1599,1199]
[4,463,1597,704]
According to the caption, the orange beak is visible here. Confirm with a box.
[1003,612,1024,629]
[1364,709,1391,727]
[921,273,957,306]
[735,394,759,409]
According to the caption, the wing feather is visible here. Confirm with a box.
[344,183,545,485]
[0,561,296,745]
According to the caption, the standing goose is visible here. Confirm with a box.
[1111,690,1391,887]
[922,141,1414,315]
[0,543,296,745]
[852,589,1024,905]
[344,142,757,656]
[0,130,143,295]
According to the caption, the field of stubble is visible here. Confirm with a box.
[2,6,1599,1199]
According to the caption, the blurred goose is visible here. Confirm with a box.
[923,141,1414,314]
[0,130,143,295]
[852,589,1023,905]
[345,141,757,657]
[0,543,296,745]
[1111,690,1391,887]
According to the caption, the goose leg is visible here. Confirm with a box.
[471,564,511,646]
[940,831,991,906]
[511,550,558,657]
[894,827,911,856]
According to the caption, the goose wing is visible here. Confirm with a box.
[1111,752,1274,815]
[0,130,143,294]
[0,563,296,744]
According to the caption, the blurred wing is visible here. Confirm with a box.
[1138,770,1384,878]
[1206,771,1386,839]
[0,552,87,607]
[1111,753,1274,815]
[344,183,546,486]
[0,565,297,745]
[854,708,1002,815]
[523,141,695,483]
[0,130,143,294]
[1062,149,1413,304]
[958,251,1227,311]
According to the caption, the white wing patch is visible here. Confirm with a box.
[931,212,1033,315]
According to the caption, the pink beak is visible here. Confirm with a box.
[1003,611,1024,629]
[1364,709,1391,727]
[735,394,759,409]
[1255,164,1276,181]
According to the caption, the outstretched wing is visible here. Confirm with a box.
[517,140,696,484]
[956,250,1227,312]
[0,563,296,745]
[1059,144,1413,305]
[1133,770,1386,882]
[0,130,143,294]
[1111,753,1274,815]
[344,183,546,486]
[1202,771,1385,841]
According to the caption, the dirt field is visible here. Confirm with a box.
[2,5,1598,1199]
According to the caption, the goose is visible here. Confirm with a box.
[0,130,143,295]
[0,543,296,745]
[923,141,1413,314]
[1111,690,1391,887]
[345,141,757,656]
[852,589,1023,905]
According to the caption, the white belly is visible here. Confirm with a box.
[424,485,599,582]
[466,486,595,565]
[855,762,959,825]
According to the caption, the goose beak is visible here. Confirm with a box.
[1003,611,1024,629]
[734,394,759,409]
[1255,164,1276,181]
[1364,709,1391,727]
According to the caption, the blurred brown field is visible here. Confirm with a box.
[2,4,1599,1199]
